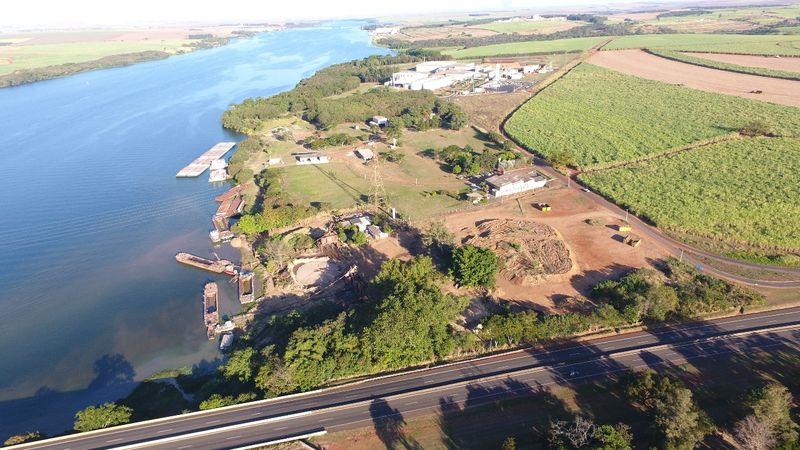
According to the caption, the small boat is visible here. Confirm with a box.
[219,333,234,351]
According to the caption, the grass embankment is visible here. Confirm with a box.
[505,63,800,169]
[579,138,800,263]
[505,62,800,263]
[646,49,800,81]
[442,36,609,58]
[604,33,800,56]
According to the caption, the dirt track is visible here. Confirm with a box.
[684,52,800,72]
[588,49,800,107]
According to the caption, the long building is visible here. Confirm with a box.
[486,169,548,197]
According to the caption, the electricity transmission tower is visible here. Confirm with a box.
[368,158,388,209]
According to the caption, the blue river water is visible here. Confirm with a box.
[0,23,388,438]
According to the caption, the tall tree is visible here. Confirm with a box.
[734,415,776,450]
[74,403,133,432]
[749,382,798,445]
[452,244,498,288]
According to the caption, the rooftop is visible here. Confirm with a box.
[486,170,547,188]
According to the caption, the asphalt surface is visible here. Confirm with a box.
[19,307,800,450]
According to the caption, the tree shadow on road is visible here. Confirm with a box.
[370,398,422,450]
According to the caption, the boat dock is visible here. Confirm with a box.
[175,252,236,275]
[238,272,255,304]
[176,142,237,177]
[203,283,220,339]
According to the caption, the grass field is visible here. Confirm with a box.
[442,36,609,59]
[0,40,192,75]
[504,63,800,169]
[604,33,800,56]
[579,137,800,255]
[647,49,800,80]
[475,20,584,34]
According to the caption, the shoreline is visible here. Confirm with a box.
[0,28,282,89]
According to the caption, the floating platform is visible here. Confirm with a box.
[238,272,255,304]
[216,196,244,218]
[175,252,236,275]
[215,183,248,203]
[204,282,220,339]
[176,142,236,177]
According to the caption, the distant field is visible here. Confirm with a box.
[579,137,800,254]
[647,49,800,81]
[0,40,192,75]
[605,33,800,56]
[475,20,584,34]
[442,36,609,58]
[504,63,800,169]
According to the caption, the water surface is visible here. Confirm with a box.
[0,23,387,437]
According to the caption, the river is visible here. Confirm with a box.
[0,22,388,438]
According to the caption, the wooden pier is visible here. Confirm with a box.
[176,142,237,177]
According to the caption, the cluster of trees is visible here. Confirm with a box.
[452,244,498,288]
[0,51,171,88]
[548,416,633,449]
[433,144,521,175]
[188,257,471,402]
[221,52,460,134]
[481,259,764,347]
[227,135,271,184]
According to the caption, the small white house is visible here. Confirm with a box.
[369,116,389,127]
[485,170,548,197]
[367,225,388,240]
[294,152,330,165]
[354,148,375,161]
[341,215,371,232]
[267,157,283,166]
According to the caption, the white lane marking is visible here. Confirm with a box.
[177,446,193,449]
[274,426,288,431]
[423,379,435,384]
[251,412,262,416]
[156,428,173,434]
[405,401,418,405]
[226,435,243,440]
[496,365,510,370]
[319,417,333,422]
[205,419,220,424]
[106,438,123,443]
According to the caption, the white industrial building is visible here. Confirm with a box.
[485,170,548,197]
[294,152,330,165]
[388,61,487,91]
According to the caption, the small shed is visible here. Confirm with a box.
[294,152,330,165]
[367,225,388,240]
[624,235,642,247]
[369,116,389,127]
[317,232,340,248]
[617,222,632,232]
[355,148,375,161]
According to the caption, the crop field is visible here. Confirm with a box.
[683,51,800,73]
[504,63,800,169]
[579,137,800,255]
[442,36,609,59]
[646,49,800,80]
[604,33,800,56]
[475,20,584,34]
[0,40,192,75]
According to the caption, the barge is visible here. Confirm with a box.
[176,142,236,177]
[203,282,220,339]
[175,252,237,275]
[238,271,255,304]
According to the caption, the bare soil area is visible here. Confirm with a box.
[442,185,671,311]
[589,49,800,107]
[684,52,800,72]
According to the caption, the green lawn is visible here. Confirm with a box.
[579,137,800,255]
[505,63,800,169]
[0,40,192,75]
[604,33,800,56]
[442,36,609,59]
[475,20,584,34]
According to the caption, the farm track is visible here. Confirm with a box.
[499,44,800,288]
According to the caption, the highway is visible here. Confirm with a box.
[18,307,800,450]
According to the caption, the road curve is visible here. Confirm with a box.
[530,158,800,288]
[16,307,800,450]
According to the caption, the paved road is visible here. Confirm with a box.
[19,307,800,450]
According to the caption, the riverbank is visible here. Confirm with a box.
[0,25,283,88]
[0,22,388,440]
